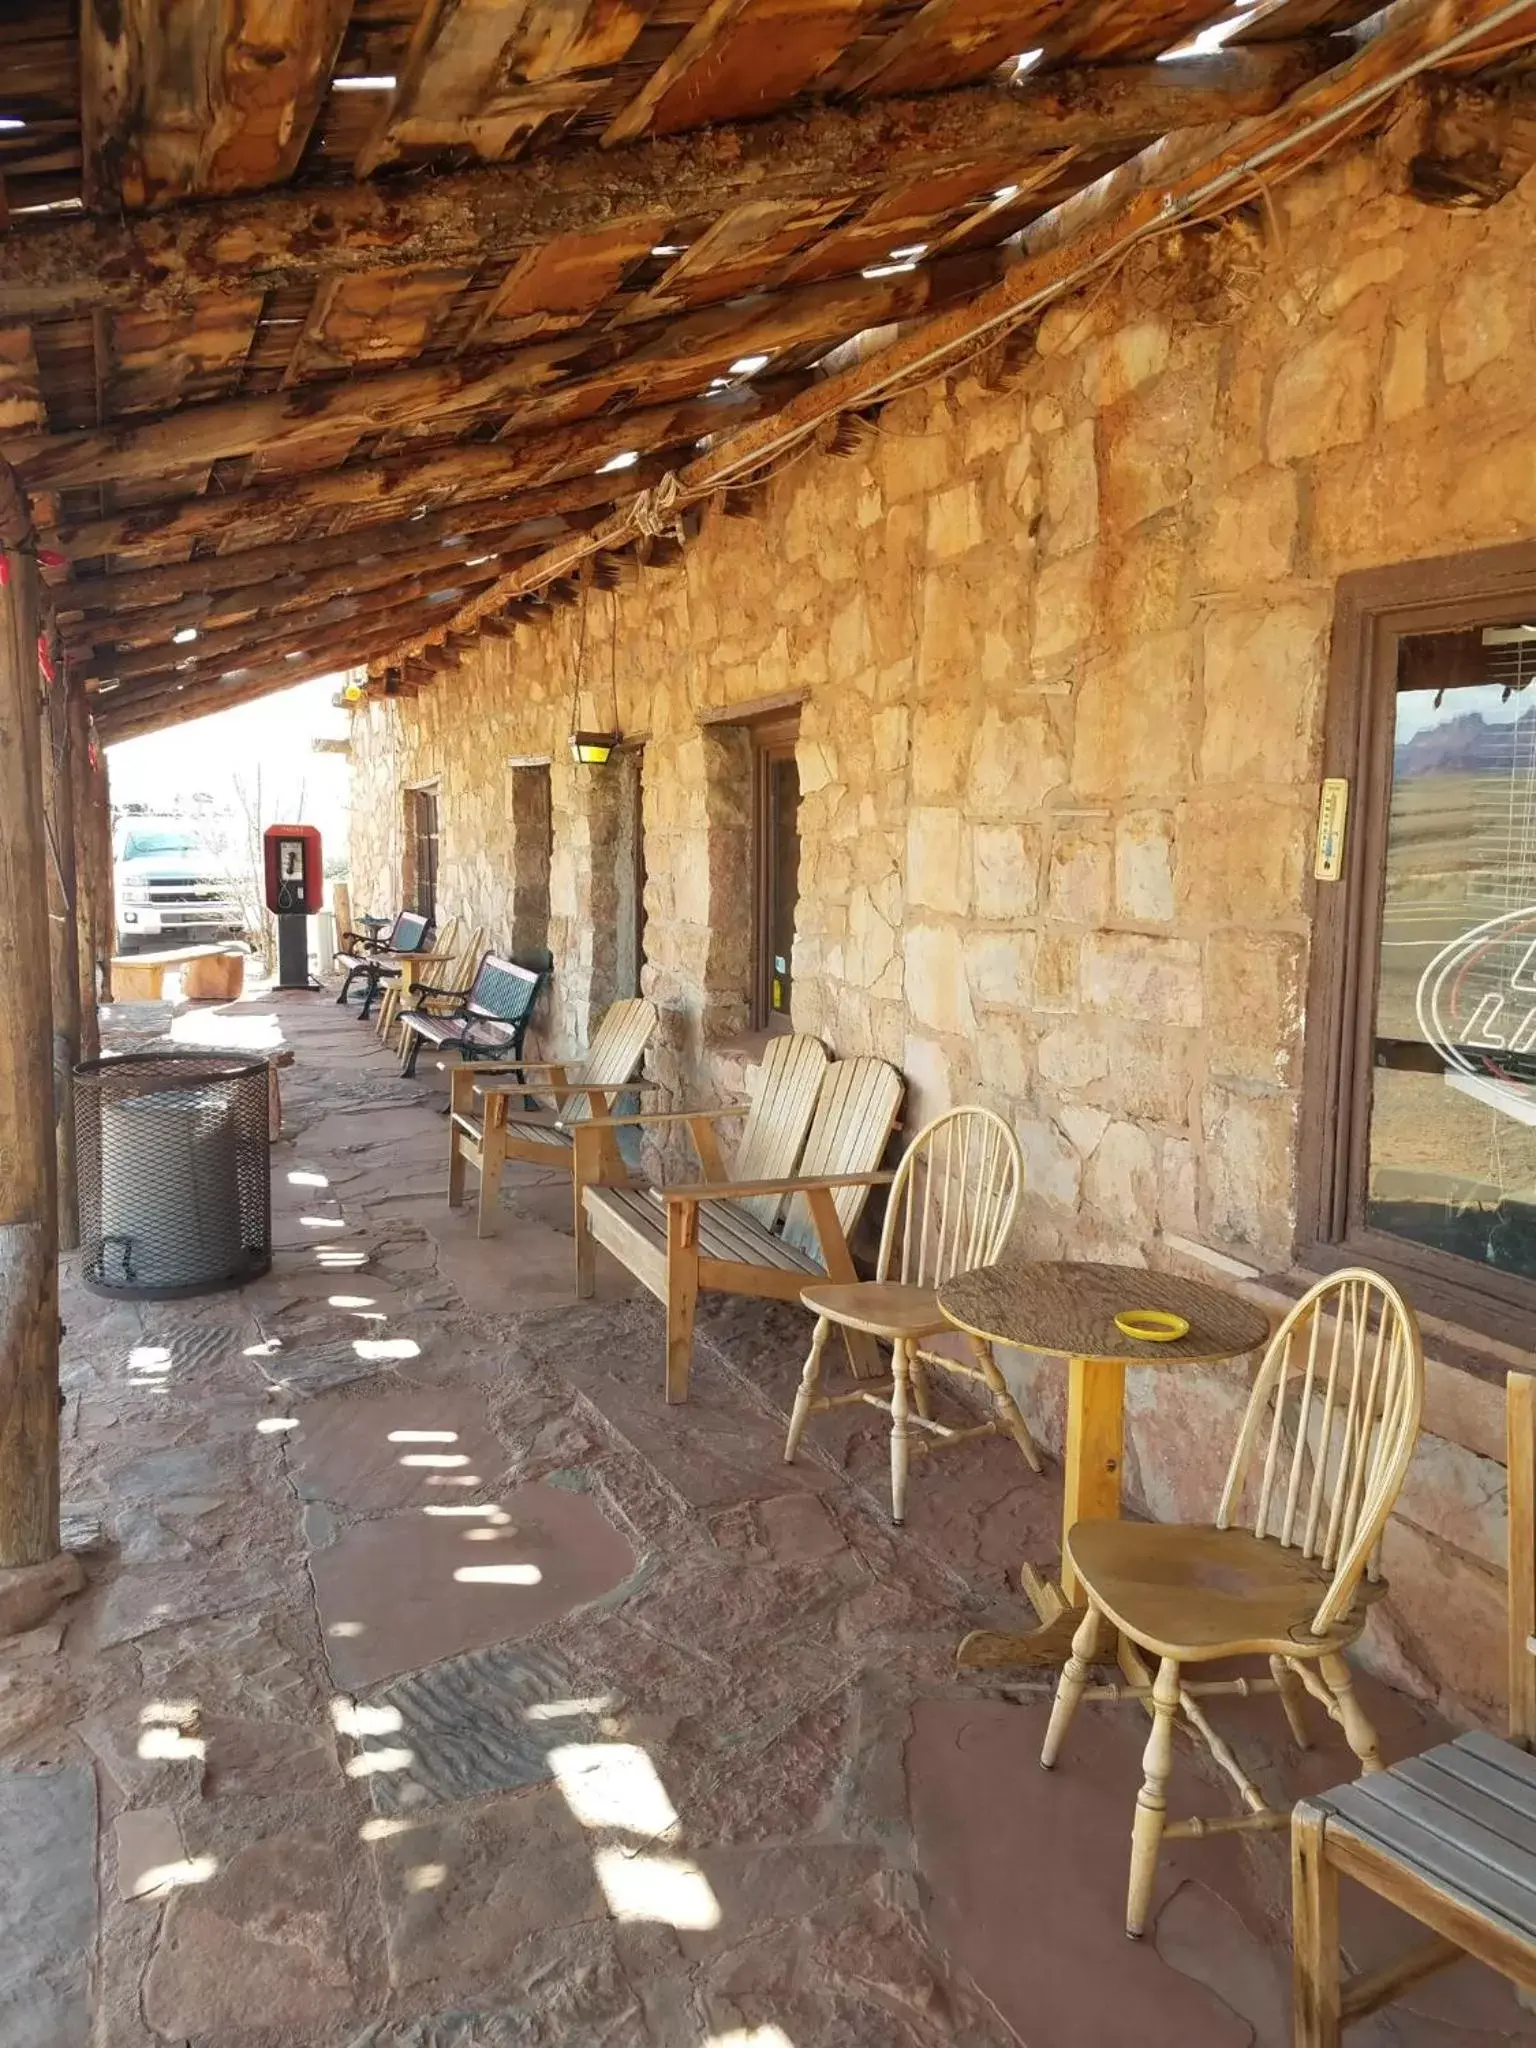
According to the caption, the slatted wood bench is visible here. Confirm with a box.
[111,944,247,1002]
[1291,1371,1536,2041]
[397,953,543,1079]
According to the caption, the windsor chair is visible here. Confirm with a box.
[1039,1268,1424,1939]
[784,1105,1040,1524]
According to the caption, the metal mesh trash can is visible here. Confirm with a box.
[74,1053,271,1298]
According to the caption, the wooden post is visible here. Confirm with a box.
[39,649,82,1252]
[93,736,115,1003]
[0,537,62,1568]
[67,684,100,1064]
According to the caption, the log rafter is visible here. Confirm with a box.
[4,52,1326,320]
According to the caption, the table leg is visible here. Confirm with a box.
[957,1356,1127,1669]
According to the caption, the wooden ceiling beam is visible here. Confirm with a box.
[4,262,985,493]
[76,552,525,680]
[55,501,587,621]
[3,50,1327,319]
[94,590,471,716]
[97,631,414,740]
[41,389,778,562]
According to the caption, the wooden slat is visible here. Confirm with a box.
[842,0,1076,97]
[104,294,264,415]
[1391,1752,1536,1858]
[616,198,851,321]
[80,0,352,209]
[466,222,665,350]
[782,1056,902,1253]
[1324,1758,1536,1940]
[733,1033,828,1225]
[282,267,473,383]
[605,0,877,144]
[358,0,651,175]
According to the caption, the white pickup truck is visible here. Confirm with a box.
[113,819,247,954]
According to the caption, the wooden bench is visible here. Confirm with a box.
[1291,1372,1536,2041]
[579,1051,903,1402]
[111,945,246,1002]
[397,953,543,1079]
[337,911,432,1012]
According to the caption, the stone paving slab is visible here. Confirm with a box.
[0,1766,96,2048]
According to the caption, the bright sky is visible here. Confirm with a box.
[105,673,354,871]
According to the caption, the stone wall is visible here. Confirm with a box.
[350,136,1536,1728]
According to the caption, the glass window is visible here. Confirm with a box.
[408,788,438,925]
[1367,627,1536,1283]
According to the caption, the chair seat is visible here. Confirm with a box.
[1064,1520,1351,1662]
[588,1185,825,1273]
[798,1279,947,1339]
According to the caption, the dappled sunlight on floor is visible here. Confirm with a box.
[27,989,1526,2048]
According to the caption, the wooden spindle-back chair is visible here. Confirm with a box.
[784,1105,1040,1524]
[1041,1267,1424,1938]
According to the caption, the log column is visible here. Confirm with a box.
[39,646,81,1252]
[68,686,102,1062]
[0,524,62,1569]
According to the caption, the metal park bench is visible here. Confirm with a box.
[336,911,431,1008]
[397,952,544,1080]
[1291,1372,1536,2041]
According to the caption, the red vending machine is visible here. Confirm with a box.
[263,825,323,988]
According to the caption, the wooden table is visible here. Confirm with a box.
[938,1260,1270,1668]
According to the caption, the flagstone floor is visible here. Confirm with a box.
[2,987,1529,2047]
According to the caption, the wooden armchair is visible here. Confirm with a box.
[1291,1369,1536,2042]
[578,1053,903,1403]
[1041,1268,1425,1939]
[447,997,658,1238]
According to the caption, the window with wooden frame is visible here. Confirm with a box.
[1301,542,1536,1341]
[405,785,439,926]
[752,712,801,1032]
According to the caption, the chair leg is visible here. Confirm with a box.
[1272,1654,1312,1750]
[400,1027,421,1078]
[1127,1654,1180,1939]
[1319,1652,1383,1776]
[1041,1601,1104,1768]
[972,1335,1043,1475]
[785,1316,832,1464]
[574,1181,594,1302]
[1291,1804,1342,2048]
[890,1337,914,1526]
[447,1126,467,1210]
[475,1125,503,1239]
[664,1217,699,1406]
[910,1352,931,1423]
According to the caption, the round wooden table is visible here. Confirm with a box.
[938,1260,1271,1667]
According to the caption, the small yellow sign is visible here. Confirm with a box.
[1315,777,1349,882]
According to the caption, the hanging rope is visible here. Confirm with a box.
[629,471,683,538]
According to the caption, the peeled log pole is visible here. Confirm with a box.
[0,543,61,1569]
[0,51,1325,319]
[68,686,100,1065]
[39,668,81,1252]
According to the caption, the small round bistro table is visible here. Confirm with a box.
[937,1260,1271,1668]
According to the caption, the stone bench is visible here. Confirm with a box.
[111,945,247,1002]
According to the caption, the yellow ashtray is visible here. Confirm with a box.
[1114,1308,1190,1343]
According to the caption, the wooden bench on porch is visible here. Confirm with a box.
[1291,1372,1536,2041]
[110,944,247,1002]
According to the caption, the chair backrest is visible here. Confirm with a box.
[1509,1372,1535,1747]
[780,1057,904,1257]
[444,924,487,993]
[393,912,431,955]
[873,1106,1022,1288]
[1216,1269,1424,1637]
[731,1034,828,1226]
[574,998,658,1088]
[429,914,461,963]
[467,954,543,1024]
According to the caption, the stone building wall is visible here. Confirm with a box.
[349,136,1536,1727]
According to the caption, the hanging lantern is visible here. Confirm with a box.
[565,565,621,766]
[567,731,618,766]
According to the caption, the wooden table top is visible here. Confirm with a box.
[938,1260,1271,1366]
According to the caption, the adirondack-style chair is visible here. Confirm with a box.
[336,911,431,1007]
[376,923,484,1047]
[578,1053,903,1402]
[398,953,544,1079]
[447,997,659,1238]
